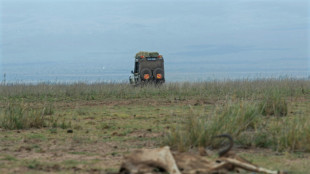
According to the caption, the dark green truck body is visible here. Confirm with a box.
[129,52,165,85]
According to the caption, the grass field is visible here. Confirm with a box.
[0,79,309,173]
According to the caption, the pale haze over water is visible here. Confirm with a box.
[1,0,309,83]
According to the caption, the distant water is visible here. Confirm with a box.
[1,61,309,84]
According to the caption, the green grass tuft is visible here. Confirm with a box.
[0,103,46,129]
[259,92,288,116]
[0,103,71,130]
[164,100,310,152]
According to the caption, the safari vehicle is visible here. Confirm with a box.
[129,51,165,85]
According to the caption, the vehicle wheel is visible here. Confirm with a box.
[140,68,152,80]
[153,68,164,80]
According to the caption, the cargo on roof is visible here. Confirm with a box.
[135,51,159,58]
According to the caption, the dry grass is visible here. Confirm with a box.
[163,100,310,152]
[0,78,309,173]
[0,78,308,101]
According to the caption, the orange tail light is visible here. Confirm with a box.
[156,74,162,79]
[144,74,150,80]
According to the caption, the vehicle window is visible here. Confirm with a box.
[146,57,157,61]
[134,62,139,73]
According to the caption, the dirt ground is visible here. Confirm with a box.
[0,99,309,173]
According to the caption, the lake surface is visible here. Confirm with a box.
[1,60,309,84]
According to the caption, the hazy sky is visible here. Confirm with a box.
[0,0,309,82]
